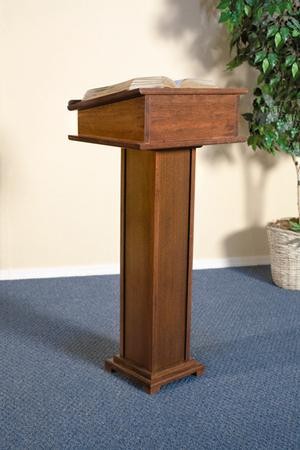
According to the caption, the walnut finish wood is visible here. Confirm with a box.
[105,356,204,395]
[148,94,238,144]
[69,87,248,151]
[122,149,156,369]
[105,147,204,393]
[68,86,247,393]
[185,149,196,360]
[68,87,248,111]
[78,96,145,141]
[68,133,246,150]
[153,149,192,371]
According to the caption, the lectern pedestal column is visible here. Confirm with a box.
[105,147,204,394]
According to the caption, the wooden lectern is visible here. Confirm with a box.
[68,87,247,394]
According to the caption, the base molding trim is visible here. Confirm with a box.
[105,356,204,394]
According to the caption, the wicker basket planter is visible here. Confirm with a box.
[267,218,300,290]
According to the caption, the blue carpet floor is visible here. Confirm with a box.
[0,266,299,450]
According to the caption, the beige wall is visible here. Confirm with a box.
[0,0,296,272]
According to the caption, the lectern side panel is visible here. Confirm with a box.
[153,150,193,371]
[123,149,156,370]
[78,97,145,141]
[148,94,238,143]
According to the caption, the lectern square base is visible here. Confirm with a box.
[105,356,205,394]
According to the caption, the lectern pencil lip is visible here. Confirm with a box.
[68,85,247,394]
[67,87,248,111]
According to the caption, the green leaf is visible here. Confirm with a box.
[254,51,266,64]
[263,132,273,149]
[290,18,300,30]
[267,25,279,38]
[235,0,243,14]
[285,55,296,66]
[267,3,277,15]
[292,62,299,78]
[254,87,262,96]
[227,56,242,70]
[247,135,258,149]
[263,94,274,107]
[277,135,290,152]
[217,0,230,10]
[292,29,300,37]
[268,53,278,69]
[275,32,282,47]
[269,74,281,86]
[255,7,263,20]
[219,11,231,22]
[289,221,300,232]
[280,27,290,42]
[257,73,264,84]
[230,30,242,50]
[243,113,253,122]
[244,4,251,16]
[276,1,289,13]
[262,58,270,73]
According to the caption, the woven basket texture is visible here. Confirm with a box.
[267,220,300,290]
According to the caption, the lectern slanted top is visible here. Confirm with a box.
[68,87,247,394]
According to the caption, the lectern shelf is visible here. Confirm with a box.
[68,86,247,394]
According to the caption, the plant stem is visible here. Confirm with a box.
[292,155,300,224]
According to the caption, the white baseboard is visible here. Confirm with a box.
[0,264,120,281]
[192,255,270,270]
[0,256,270,281]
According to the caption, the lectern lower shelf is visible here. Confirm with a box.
[68,86,247,394]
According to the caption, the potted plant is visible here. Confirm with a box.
[217,0,300,289]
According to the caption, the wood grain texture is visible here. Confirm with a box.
[68,89,142,111]
[78,96,145,141]
[69,87,248,150]
[68,87,248,111]
[148,94,237,143]
[123,149,156,369]
[105,356,204,395]
[112,147,203,391]
[68,133,246,150]
[153,150,192,371]
[185,149,196,360]
[67,87,250,393]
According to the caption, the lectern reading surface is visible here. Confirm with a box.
[68,87,247,394]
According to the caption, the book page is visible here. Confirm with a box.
[177,78,218,88]
[83,76,176,100]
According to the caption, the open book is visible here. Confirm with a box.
[83,76,218,101]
